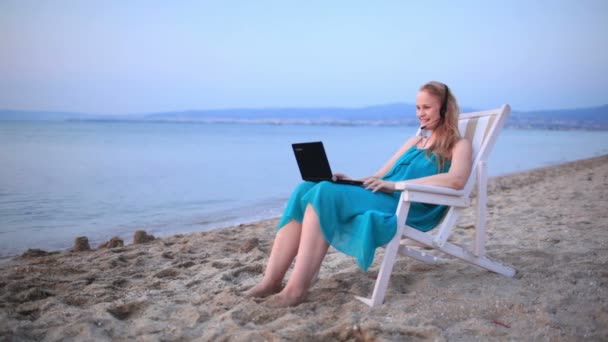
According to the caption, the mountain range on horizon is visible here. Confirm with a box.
[1,103,607,130]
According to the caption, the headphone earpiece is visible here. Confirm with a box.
[440,84,449,118]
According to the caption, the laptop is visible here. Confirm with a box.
[292,141,364,186]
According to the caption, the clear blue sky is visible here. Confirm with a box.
[1,0,606,114]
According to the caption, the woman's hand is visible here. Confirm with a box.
[332,173,351,181]
[363,177,397,193]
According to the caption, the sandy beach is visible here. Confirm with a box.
[1,155,607,341]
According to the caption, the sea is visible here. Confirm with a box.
[1,120,608,259]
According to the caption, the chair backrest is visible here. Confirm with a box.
[458,105,511,197]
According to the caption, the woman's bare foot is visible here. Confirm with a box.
[243,282,283,298]
[264,288,307,308]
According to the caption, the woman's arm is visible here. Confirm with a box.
[365,138,472,192]
[402,138,472,189]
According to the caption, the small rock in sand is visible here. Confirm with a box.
[73,237,91,252]
[239,238,260,253]
[20,249,52,258]
[99,236,124,249]
[133,230,155,244]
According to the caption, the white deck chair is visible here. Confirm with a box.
[356,104,516,308]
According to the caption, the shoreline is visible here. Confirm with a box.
[1,154,603,263]
[1,154,607,340]
[0,155,605,262]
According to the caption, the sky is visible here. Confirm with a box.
[0,0,607,114]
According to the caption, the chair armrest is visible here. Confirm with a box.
[396,182,469,207]
[395,182,465,197]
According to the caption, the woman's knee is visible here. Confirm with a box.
[315,181,337,191]
[311,181,343,202]
[292,181,317,198]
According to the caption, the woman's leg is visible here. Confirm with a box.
[270,204,329,307]
[244,219,302,297]
[246,182,318,298]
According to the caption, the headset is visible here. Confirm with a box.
[440,84,450,119]
[420,84,450,130]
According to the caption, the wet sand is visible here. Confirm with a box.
[1,155,607,341]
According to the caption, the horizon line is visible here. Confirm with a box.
[1,102,607,117]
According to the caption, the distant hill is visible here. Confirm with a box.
[509,105,608,130]
[0,110,91,121]
[1,104,607,130]
[143,103,424,125]
[143,103,481,122]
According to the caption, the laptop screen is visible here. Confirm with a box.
[292,142,334,182]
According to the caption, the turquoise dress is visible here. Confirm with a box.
[277,146,451,270]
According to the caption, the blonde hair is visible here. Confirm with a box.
[419,81,461,171]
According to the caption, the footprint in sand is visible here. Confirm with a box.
[106,301,148,321]
[319,322,442,341]
[172,260,196,268]
[230,307,284,326]
[16,306,40,321]
[220,264,264,284]
[16,288,55,303]
[210,260,242,269]
[154,268,180,279]
[386,271,428,295]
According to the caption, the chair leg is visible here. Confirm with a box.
[404,226,515,277]
[440,240,516,277]
[355,225,404,308]
[473,161,487,257]
[399,245,443,263]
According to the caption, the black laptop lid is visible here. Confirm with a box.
[292,142,333,182]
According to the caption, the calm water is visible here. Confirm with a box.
[1,121,608,258]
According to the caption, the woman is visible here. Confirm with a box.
[245,81,472,307]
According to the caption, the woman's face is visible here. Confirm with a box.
[416,90,442,129]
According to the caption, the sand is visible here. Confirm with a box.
[1,155,607,341]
